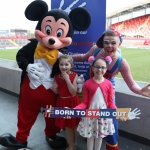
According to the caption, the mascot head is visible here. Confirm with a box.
[25,0,91,50]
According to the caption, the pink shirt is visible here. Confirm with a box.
[72,45,141,94]
[75,78,117,109]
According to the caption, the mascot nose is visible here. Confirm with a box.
[49,38,55,45]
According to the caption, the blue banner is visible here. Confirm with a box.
[42,107,118,118]
[41,106,141,120]
[51,0,106,79]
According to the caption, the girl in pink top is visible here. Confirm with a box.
[75,57,116,150]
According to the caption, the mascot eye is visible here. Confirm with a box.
[56,29,63,37]
[45,26,52,35]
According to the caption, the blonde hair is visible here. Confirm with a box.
[92,58,107,66]
[58,54,74,66]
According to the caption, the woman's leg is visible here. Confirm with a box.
[94,137,102,150]
[66,127,75,150]
[87,136,94,150]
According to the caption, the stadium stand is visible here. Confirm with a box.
[1,2,150,49]
[0,38,30,48]
[107,1,150,48]
[0,30,33,48]
[110,14,150,37]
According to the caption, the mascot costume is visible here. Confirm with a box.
[0,0,91,149]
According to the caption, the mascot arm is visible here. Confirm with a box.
[16,39,38,72]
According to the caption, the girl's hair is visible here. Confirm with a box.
[58,54,74,66]
[92,58,107,67]
[51,54,74,78]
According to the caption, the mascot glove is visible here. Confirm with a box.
[26,63,45,80]
[77,74,85,93]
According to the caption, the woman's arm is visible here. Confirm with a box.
[72,45,98,62]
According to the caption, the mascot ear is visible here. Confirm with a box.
[69,7,91,31]
[25,0,48,21]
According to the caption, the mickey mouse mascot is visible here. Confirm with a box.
[0,0,91,149]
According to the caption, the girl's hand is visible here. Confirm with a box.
[51,82,58,94]
[61,71,70,81]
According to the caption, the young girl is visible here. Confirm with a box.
[54,54,80,150]
[74,57,117,150]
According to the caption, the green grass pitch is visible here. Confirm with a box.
[0,49,18,60]
[0,47,150,82]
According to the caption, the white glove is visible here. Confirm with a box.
[26,63,45,80]
[128,108,141,120]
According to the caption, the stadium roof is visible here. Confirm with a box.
[107,0,150,18]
